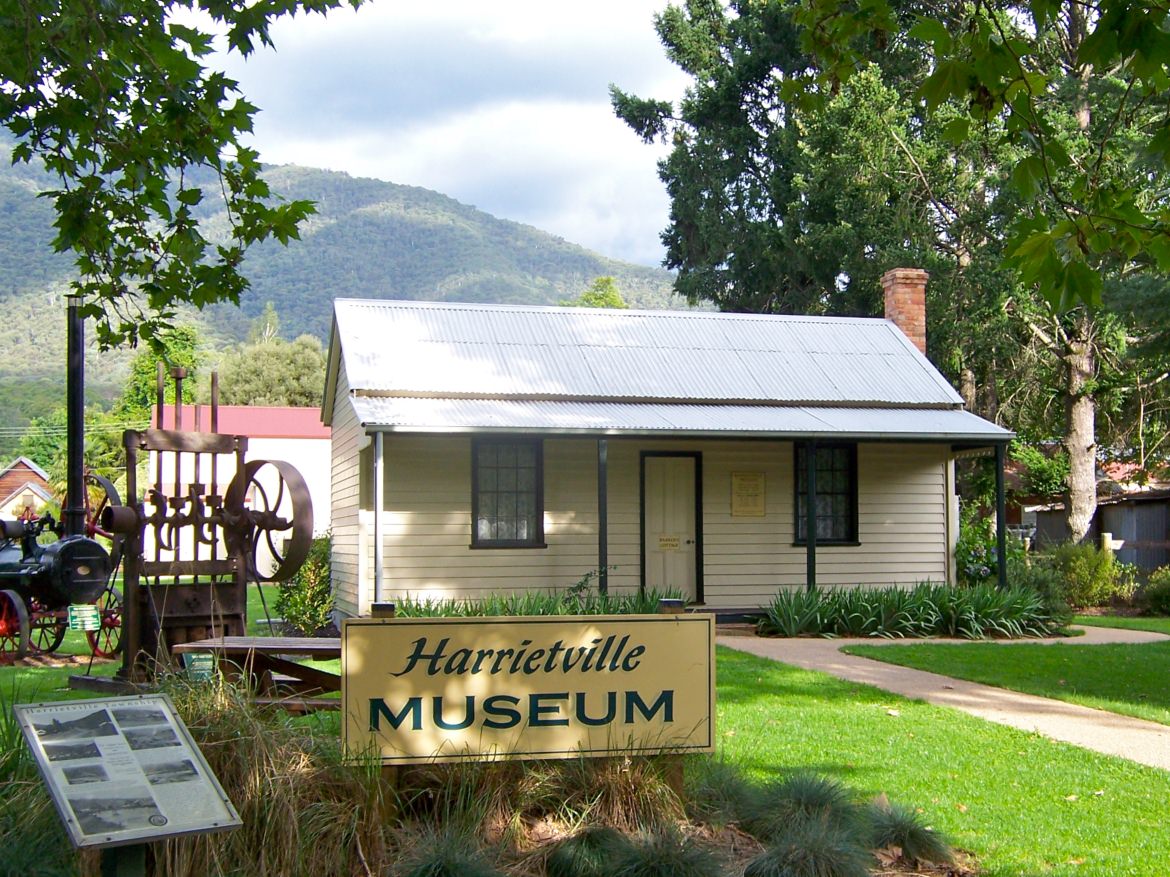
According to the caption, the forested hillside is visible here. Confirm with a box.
[207,165,681,342]
[0,148,679,458]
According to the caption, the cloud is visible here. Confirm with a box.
[213,1,686,265]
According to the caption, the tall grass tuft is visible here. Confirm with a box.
[395,586,683,619]
[152,677,390,877]
[743,817,872,877]
[865,798,953,865]
[610,826,723,877]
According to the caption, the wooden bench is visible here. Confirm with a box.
[172,636,342,711]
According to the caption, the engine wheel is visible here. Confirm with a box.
[0,589,29,662]
[86,585,123,659]
[28,601,67,655]
[82,472,124,572]
[225,460,313,582]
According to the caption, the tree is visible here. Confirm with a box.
[563,277,629,309]
[249,300,282,345]
[613,0,1162,542]
[0,0,361,349]
[217,335,327,407]
[788,0,1170,313]
[114,325,203,421]
[17,406,128,489]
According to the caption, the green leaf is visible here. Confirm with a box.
[908,18,953,53]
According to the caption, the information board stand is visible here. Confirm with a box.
[13,694,241,875]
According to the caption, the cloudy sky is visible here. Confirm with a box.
[216,1,689,267]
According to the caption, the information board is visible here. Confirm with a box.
[14,694,241,849]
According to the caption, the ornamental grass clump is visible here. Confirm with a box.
[546,826,636,877]
[742,817,872,877]
[390,825,505,877]
[739,773,865,841]
[757,582,1065,639]
[609,826,723,877]
[682,755,758,828]
[865,798,954,867]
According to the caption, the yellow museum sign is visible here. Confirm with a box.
[341,614,715,764]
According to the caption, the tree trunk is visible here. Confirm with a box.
[959,365,976,410]
[1064,314,1097,543]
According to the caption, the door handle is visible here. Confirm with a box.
[685,539,695,545]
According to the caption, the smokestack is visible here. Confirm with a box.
[881,267,928,356]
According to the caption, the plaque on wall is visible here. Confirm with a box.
[731,471,766,517]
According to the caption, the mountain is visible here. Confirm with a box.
[206,165,682,342]
[0,148,681,458]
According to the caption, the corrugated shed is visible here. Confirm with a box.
[332,299,964,407]
[349,397,1010,442]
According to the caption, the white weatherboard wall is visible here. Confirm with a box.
[337,435,952,615]
[330,358,364,618]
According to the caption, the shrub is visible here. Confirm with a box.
[1138,566,1170,616]
[1006,556,1072,625]
[274,532,334,635]
[955,508,1024,587]
[1042,542,1136,608]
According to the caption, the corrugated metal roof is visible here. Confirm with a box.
[332,299,964,407]
[349,397,1010,443]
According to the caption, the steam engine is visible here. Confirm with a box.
[0,515,112,605]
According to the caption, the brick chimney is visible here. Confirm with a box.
[881,267,928,355]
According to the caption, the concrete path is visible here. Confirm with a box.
[717,626,1170,772]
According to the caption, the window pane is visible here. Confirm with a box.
[477,515,493,541]
[478,445,497,468]
[479,467,496,491]
[498,468,517,492]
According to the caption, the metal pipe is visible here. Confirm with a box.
[805,440,817,591]
[373,431,384,607]
[64,302,85,537]
[996,442,1008,589]
[598,439,608,595]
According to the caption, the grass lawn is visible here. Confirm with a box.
[843,638,1170,727]
[1074,614,1170,635]
[0,584,283,702]
[718,646,1170,876]
[8,632,1170,875]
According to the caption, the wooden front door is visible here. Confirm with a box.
[643,455,700,601]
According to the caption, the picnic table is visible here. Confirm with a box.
[171,635,342,712]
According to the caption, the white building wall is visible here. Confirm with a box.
[345,435,951,614]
